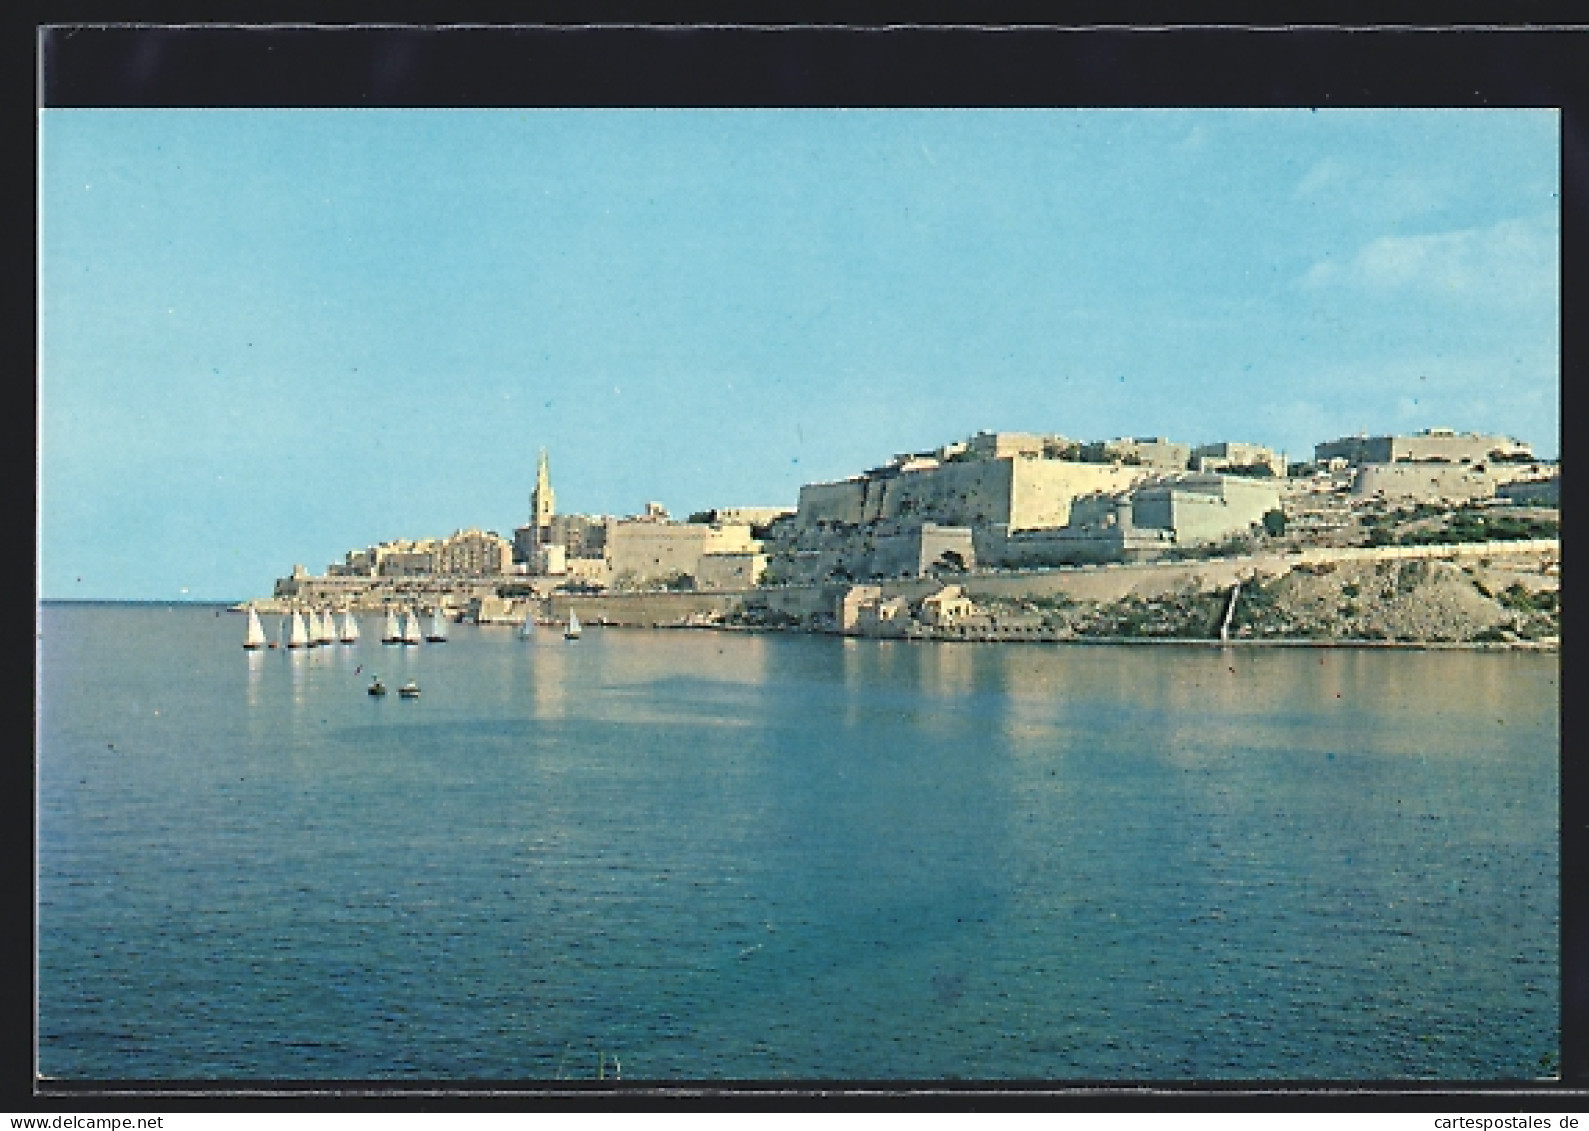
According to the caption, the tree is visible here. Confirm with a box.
[1262,509,1287,537]
[931,550,968,573]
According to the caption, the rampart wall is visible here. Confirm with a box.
[1353,463,1495,502]
[887,460,1013,527]
[550,590,752,626]
[797,479,868,525]
[1008,460,1149,529]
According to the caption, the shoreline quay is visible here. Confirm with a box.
[644,622,1559,651]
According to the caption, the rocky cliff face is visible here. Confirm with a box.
[1225,557,1558,644]
[1021,555,1559,644]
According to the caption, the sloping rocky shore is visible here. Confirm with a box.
[972,554,1559,646]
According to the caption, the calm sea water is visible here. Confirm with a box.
[36,602,1558,1082]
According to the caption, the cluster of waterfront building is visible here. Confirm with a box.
[267,427,1556,615]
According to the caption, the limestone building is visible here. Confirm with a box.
[434,528,513,576]
[1350,463,1497,503]
[778,431,1161,582]
[695,551,770,591]
[918,584,975,627]
[1079,437,1192,471]
[606,511,766,590]
[1128,473,1281,543]
[1314,429,1532,466]
[1193,441,1286,478]
[374,539,441,577]
[794,442,1150,532]
[978,472,1281,567]
[700,506,796,530]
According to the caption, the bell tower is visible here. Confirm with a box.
[531,448,555,530]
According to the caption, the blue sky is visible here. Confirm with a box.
[40,109,1558,600]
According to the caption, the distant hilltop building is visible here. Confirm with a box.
[1314,428,1533,468]
[768,429,1288,583]
[1191,441,1287,478]
[994,473,1282,567]
[506,452,787,591]
[1307,428,1552,506]
[266,421,1550,610]
[1078,436,1193,472]
[794,430,1144,531]
[328,528,513,579]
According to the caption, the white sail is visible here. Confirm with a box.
[315,609,335,645]
[383,608,401,643]
[518,605,536,638]
[565,609,581,639]
[426,609,448,641]
[340,610,359,643]
[403,610,422,644]
[243,607,268,649]
[288,609,310,648]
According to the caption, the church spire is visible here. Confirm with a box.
[531,448,555,528]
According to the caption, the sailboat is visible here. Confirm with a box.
[425,608,448,643]
[315,609,337,646]
[402,609,423,645]
[287,608,310,648]
[564,609,582,640]
[382,607,402,645]
[518,605,536,639]
[242,606,268,650]
[339,609,359,644]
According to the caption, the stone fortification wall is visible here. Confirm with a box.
[696,551,768,590]
[713,507,796,526]
[882,460,1014,527]
[549,590,752,626]
[796,461,1015,529]
[797,479,869,525]
[606,520,758,584]
[1008,460,1149,529]
[1130,475,1281,544]
[866,522,978,578]
[796,457,1149,535]
[753,585,843,619]
[1392,432,1529,463]
[270,575,500,611]
[1500,476,1560,505]
[992,525,1174,567]
[1352,463,1494,502]
[1318,432,1530,466]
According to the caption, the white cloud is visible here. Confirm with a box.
[1174,123,1207,153]
[1293,157,1346,198]
[1301,214,1557,302]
